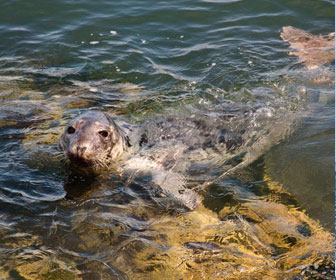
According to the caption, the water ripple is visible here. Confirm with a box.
[0,0,334,278]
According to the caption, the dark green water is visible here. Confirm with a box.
[0,0,334,279]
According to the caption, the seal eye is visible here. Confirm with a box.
[67,126,76,134]
[98,130,109,138]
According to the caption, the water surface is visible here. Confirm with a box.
[0,0,334,279]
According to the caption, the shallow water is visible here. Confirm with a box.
[0,0,334,279]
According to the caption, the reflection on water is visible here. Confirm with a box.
[265,101,335,231]
[0,167,334,279]
[0,77,333,280]
[0,0,334,279]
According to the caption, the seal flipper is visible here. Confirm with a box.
[151,171,200,211]
[280,26,335,70]
[123,156,200,210]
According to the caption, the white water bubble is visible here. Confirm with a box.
[110,30,117,36]
[89,41,100,45]
[99,33,103,36]
[102,60,114,65]
[297,86,307,96]
[180,35,184,39]
[89,87,98,92]
[280,85,287,93]
[81,41,85,44]
[256,107,274,118]
[248,60,253,65]
[90,33,93,36]
[211,63,216,66]
[141,39,146,44]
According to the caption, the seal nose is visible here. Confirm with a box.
[76,147,86,157]
[76,146,87,157]
[70,145,87,159]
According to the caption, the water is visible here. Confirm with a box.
[0,0,334,279]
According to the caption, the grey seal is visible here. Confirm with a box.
[58,110,246,170]
[58,109,251,209]
[59,111,218,209]
[58,101,299,210]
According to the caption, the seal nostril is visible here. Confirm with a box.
[76,146,87,157]
[98,130,108,138]
[67,126,76,134]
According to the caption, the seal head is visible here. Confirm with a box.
[59,111,128,168]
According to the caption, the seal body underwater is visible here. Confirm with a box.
[58,109,245,209]
[58,94,301,210]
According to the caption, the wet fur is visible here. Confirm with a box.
[58,111,129,167]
